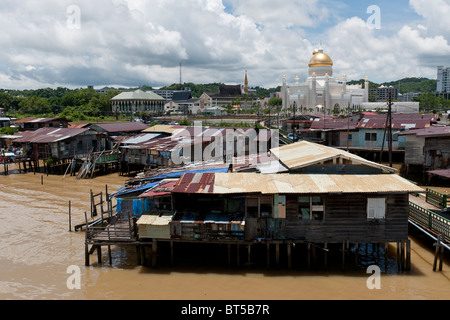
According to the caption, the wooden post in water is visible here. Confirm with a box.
[152,240,157,268]
[287,243,292,269]
[170,241,174,266]
[69,201,72,232]
[406,240,411,271]
[97,246,102,265]
[433,235,445,272]
[276,243,280,267]
[108,245,112,266]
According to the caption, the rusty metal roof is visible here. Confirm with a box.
[13,128,90,143]
[172,172,216,193]
[357,114,435,130]
[172,172,424,195]
[309,117,358,131]
[14,117,67,124]
[92,122,149,133]
[270,140,395,173]
[399,126,450,137]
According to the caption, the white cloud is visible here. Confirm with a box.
[0,0,447,90]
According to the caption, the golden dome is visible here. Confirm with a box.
[309,49,333,68]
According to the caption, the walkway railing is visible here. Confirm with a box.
[409,202,450,242]
[426,188,448,209]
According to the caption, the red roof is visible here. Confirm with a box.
[172,172,215,193]
[357,114,435,130]
[398,126,450,137]
[93,122,149,133]
[309,117,357,131]
[139,180,178,197]
[13,128,90,143]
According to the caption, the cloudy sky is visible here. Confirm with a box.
[0,0,449,90]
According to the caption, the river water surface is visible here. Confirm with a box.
[0,168,449,300]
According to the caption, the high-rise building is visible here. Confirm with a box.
[437,66,450,93]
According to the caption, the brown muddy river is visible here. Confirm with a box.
[0,167,449,301]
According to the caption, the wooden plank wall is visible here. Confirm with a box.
[284,193,409,243]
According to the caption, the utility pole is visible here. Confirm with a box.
[388,91,393,168]
[347,102,350,152]
[292,102,296,139]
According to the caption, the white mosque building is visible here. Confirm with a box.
[281,47,369,115]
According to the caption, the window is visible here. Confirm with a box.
[365,133,377,141]
[367,198,386,219]
[298,196,324,221]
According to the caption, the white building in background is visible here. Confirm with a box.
[281,47,369,114]
[437,66,450,93]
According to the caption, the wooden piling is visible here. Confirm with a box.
[97,245,102,265]
[68,201,72,232]
[85,244,90,266]
[406,240,411,271]
[152,240,157,267]
[108,245,112,265]
[276,243,280,267]
[287,243,292,269]
[171,241,174,266]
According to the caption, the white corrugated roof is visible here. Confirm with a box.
[270,140,395,173]
[181,172,424,195]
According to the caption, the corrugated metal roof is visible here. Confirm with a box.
[172,172,424,195]
[142,125,186,135]
[139,180,178,198]
[309,117,358,131]
[427,169,450,179]
[137,213,174,227]
[172,172,216,193]
[13,128,90,143]
[14,117,68,124]
[270,140,395,173]
[399,126,450,137]
[120,133,162,145]
[357,114,435,130]
[92,122,149,133]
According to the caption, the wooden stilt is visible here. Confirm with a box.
[287,243,292,269]
[97,245,102,265]
[307,243,311,269]
[354,243,359,267]
[136,245,142,266]
[141,246,146,266]
[171,241,174,266]
[401,241,405,270]
[276,243,280,267]
[108,245,112,265]
[152,240,157,267]
[85,244,90,266]
[406,240,411,271]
